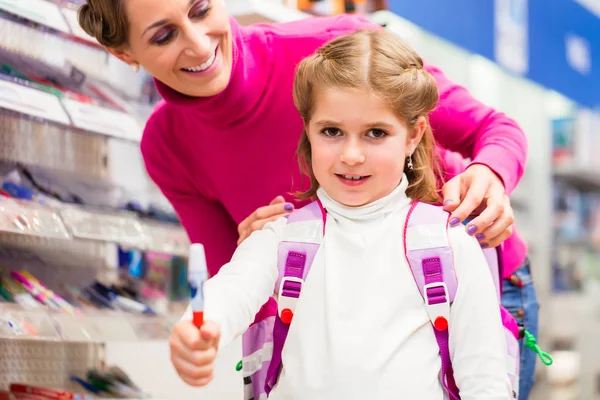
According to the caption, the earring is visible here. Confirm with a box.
[407,155,414,170]
[130,63,140,73]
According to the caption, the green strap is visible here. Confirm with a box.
[523,330,553,366]
[236,360,243,372]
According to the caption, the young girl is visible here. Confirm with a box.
[187,30,511,399]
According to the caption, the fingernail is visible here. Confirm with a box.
[476,233,485,241]
[443,199,453,206]
[481,243,489,249]
[467,225,477,236]
[450,217,460,227]
[284,203,294,212]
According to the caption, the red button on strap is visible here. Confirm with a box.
[434,316,448,331]
[280,308,294,324]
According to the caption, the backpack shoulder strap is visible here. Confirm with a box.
[403,200,460,400]
[404,201,458,304]
[265,199,326,395]
[274,199,326,299]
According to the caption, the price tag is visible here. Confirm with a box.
[0,80,71,124]
[60,207,149,247]
[0,0,70,33]
[61,98,143,142]
[0,198,70,239]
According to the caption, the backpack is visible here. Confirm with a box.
[237,200,521,400]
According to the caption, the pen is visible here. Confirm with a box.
[188,243,208,328]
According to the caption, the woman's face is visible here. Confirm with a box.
[115,0,233,97]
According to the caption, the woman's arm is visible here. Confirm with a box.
[427,62,527,195]
[141,114,238,277]
[447,227,512,399]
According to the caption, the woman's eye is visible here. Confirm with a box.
[151,29,175,45]
[367,129,387,139]
[321,128,342,137]
[190,0,211,18]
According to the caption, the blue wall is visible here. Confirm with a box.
[388,0,600,108]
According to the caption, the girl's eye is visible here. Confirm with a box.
[367,129,388,139]
[151,29,175,46]
[321,128,342,137]
[190,0,212,18]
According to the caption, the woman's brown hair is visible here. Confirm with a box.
[293,29,443,204]
[78,0,129,48]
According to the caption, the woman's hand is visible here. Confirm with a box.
[237,196,294,245]
[442,164,515,248]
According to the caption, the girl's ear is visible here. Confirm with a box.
[406,116,427,156]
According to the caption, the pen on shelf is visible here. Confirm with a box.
[188,243,208,328]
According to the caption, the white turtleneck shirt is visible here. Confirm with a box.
[202,177,511,399]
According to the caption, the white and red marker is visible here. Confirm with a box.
[188,243,208,328]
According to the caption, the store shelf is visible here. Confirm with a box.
[2,0,308,35]
[229,0,310,25]
[554,166,600,192]
[556,236,599,250]
[0,110,110,182]
[0,197,190,257]
[0,337,103,393]
[0,0,99,46]
[0,78,143,144]
[0,303,179,342]
[0,0,70,34]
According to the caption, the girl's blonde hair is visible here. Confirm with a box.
[293,29,442,203]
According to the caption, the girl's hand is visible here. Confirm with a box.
[237,195,294,245]
[169,320,220,387]
[442,164,515,248]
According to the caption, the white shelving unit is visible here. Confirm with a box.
[226,0,311,24]
[0,196,189,257]
[0,2,193,399]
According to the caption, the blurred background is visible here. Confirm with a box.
[0,0,598,399]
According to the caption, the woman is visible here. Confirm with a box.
[77,0,536,398]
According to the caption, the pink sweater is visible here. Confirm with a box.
[141,14,528,279]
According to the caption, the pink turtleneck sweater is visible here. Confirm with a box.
[141,14,528,279]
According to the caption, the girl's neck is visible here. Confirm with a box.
[316,175,411,223]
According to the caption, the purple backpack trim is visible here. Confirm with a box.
[404,201,520,399]
[403,201,460,399]
[265,200,326,396]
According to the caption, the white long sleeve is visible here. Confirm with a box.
[447,227,512,399]
[196,177,511,399]
[203,218,286,347]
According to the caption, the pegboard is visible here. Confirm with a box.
[0,110,110,182]
[0,338,104,392]
[0,232,115,271]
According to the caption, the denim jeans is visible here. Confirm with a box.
[501,260,539,400]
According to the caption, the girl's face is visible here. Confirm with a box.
[111,0,232,97]
[307,87,424,207]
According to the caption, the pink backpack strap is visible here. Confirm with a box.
[403,201,460,400]
[265,200,326,395]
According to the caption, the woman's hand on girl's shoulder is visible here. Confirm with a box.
[442,164,515,248]
[237,196,294,245]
